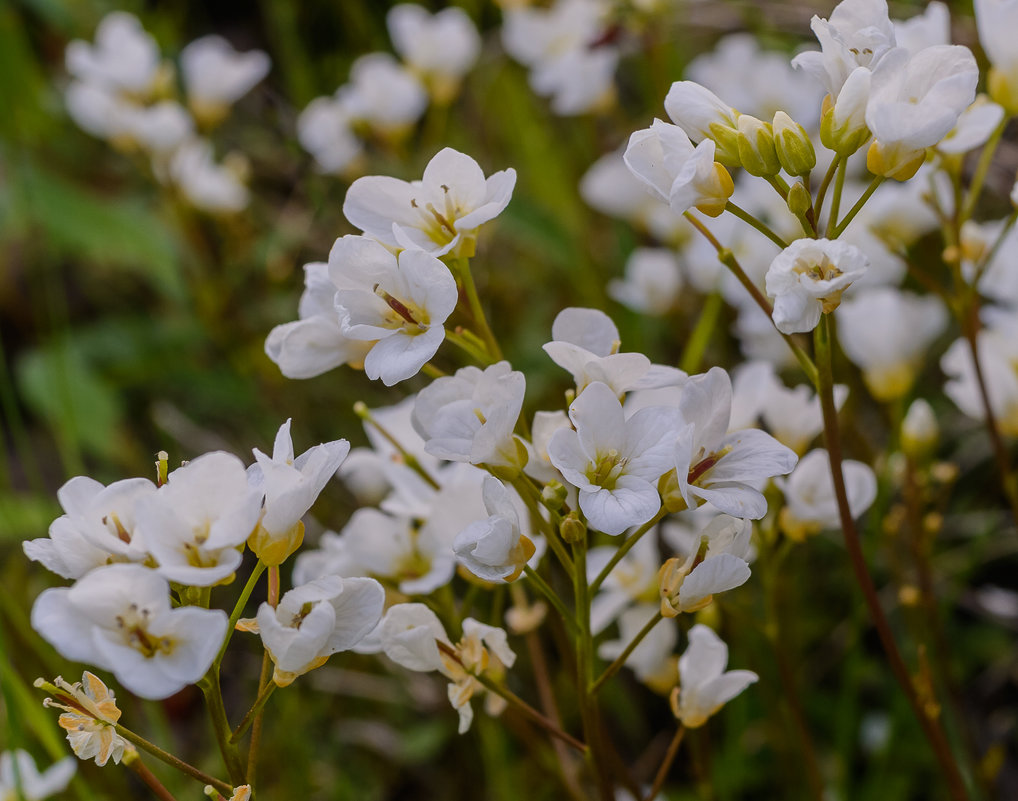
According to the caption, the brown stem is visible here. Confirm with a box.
[643,725,685,801]
[815,316,970,801]
[125,756,180,801]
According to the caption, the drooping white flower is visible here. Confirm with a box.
[548,381,679,536]
[543,307,685,397]
[608,248,683,316]
[835,288,948,401]
[329,235,458,386]
[379,602,450,672]
[138,451,263,587]
[247,419,350,565]
[765,237,869,335]
[180,35,270,124]
[264,262,373,380]
[41,672,128,767]
[387,5,480,103]
[453,476,537,582]
[65,12,162,95]
[167,139,249,213]
[337,52,429,135]
[865,45,978,179]
[343,147,516,258]
[24,475,156,579]
[624,120,734,217]
[412,362,526,468]
[658,515,753,616]
[673,367,798,519]
[243,576,384,686]
[296,95,363,175]
[671,624,758,728]
[777,449,878,538]
[0,750,75,801]
[31,563,228,699]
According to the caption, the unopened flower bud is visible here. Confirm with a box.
[866,139,926,181]
[541,480,568,512]
[560,511,586,544]
[658,469,688,513]
[787,180,812,218]
[901,399,938,461]
[819,73,871,157]
[773,111,816,176]
[736,115,780,177]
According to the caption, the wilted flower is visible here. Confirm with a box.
[41,672,128,767]
[671,624,758,728]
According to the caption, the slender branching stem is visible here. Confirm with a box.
[113,723,233,796]
[813,155,842,224]
[725,201,788,249]
[231,681,278,743]
[590,509,667,596]
[451,257,503,361]
[824,158,847,237]
[643,725,686,801]
[590,611,664,694]
[214,560,266,670]
[522,566,578,634]
[831,175,885,238]
[124,755,180,801]
[960,117,1008,223]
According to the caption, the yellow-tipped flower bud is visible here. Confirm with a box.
[787,180,812,218]
[736,115,780,177]
[560,511,586,544]
[901,399,939,461]
[773,111,816,176]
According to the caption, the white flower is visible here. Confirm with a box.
[865,45,978,179]
[247,419,350,565]
[777,449,878,536]
[529,45,619,116]
[412,362,526,467]
[265,262,373,380]
[168,139,249,213]
[453,476,536,582]
[297,96,363,175]
[671,624,758,728]
[24,476,155,579]
[760,376,848,455]
[379,602,450,672]
[893,1,950,54]
[245,576,384,686]
[42,672,127,767]
[791,0,897,99]
[31,564,228,699]
[937,96,1006,155]
[941,317,1018,436]
[387,5,480,103]
[180,35,270,123]
[0,751,75,801]
[608,248,683,316]
[597,604,676,688]
[124,101,194,154]
[662,82,741,163]
[587,533,662,632]
[338,52,428,134]
[548,381,679,536]
[65,12,162,95]
[543,307,685,397]
[658,515,753,615]
[765,238,869,334]
[343,147,516,258]
[974,0,1018,111]
[624,120,733,217]
[673,367,798,519]
[835,288,948,401]
[138,451,263,587]
[329,235,458,386]
[901,398,939,457]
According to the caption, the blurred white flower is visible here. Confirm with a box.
[938,96,1006,155]
[0,750,75,801]
[549,381,680,536]
[588,533,661,632]
[243,576,384,686]
[598,603,676,688]
[329,235,458,386]
[343,147,516,258]
[671,624,757,728]
[608,248,683,315]
[836,287,947,401]
[777,449,877,537]
[765,238,868,334]
[180,35,270,124]
[942,316,1018,436]
[31,563,228,699]
[168,139,250,213]
[297,96,363,175]
[66,12,162,95]
[892,1,950,54]
[974,0,1018,112]
[387,5,480,103]
[412,361,526,467]
[338,52,428,134]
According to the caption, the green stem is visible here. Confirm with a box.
[214,561,267,669]
[814,315,970,801]
[643,725,686,801]
[678,291,723,374]
[511,477,572,571]
[960,116,1008,223]
[124,755,180,801]
[446,328,495,366]
[246,650,273,786]
[451,257,503,361]
[725,201,788,249]
[825,158,847,237]
[590,509,668,596]
[590,611,664,694]
[230,681,278,743]
[522,566,578,634]
[354,402,441,490]
[112,723,233,796]
[199,675,245,785]
[831,175,885,238]
[812,155,842,224]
